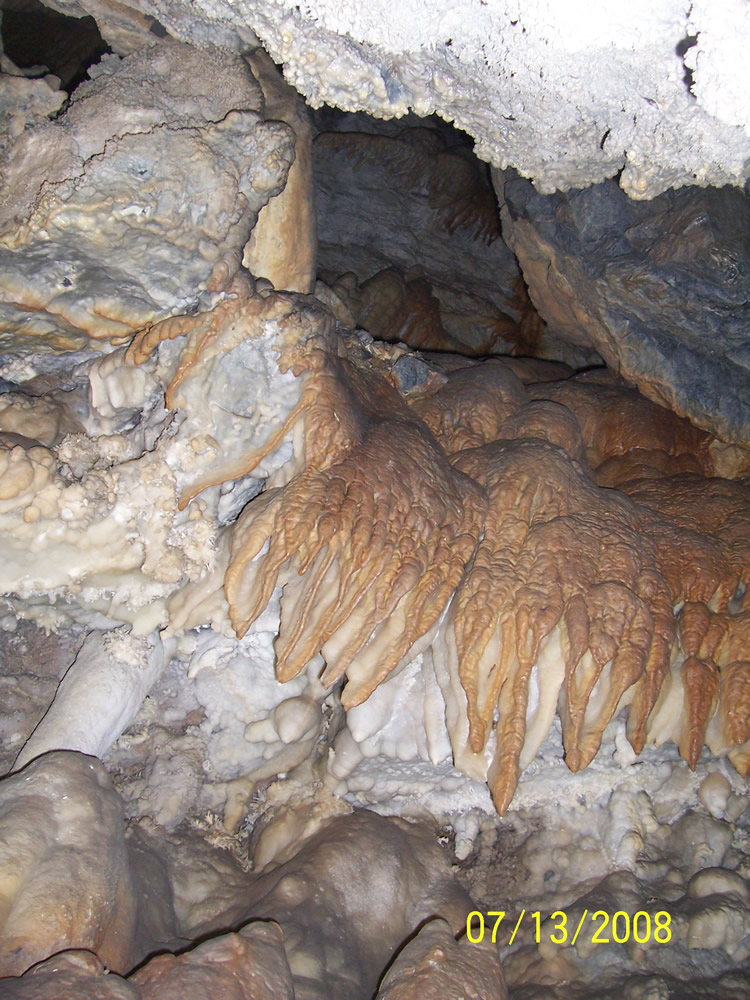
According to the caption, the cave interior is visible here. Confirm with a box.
[0,1,749,998]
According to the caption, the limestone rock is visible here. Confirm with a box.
[313,125,528,357]
[0,950,140,999]
[42,0,750,199]
[43,0,247,56]
[131,924,294,999]
[0,74,65,151]
[238,809,476,1000]
[499,174,750,444]
[0,752,140,977]
[375,918,507,999]
[0,40,293,361]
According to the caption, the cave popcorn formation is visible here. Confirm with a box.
[0,5,749,999]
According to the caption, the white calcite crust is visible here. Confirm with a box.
[45,0,750,199]
[0,74,65,148]
[106,594,329,831]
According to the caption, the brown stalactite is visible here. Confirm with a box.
[131,289,750,816]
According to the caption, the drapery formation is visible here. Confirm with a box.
[122,289,750,813]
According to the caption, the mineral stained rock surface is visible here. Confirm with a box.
[499,174,750,444]
[2,283,749,821]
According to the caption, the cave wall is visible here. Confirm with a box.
[498,174,750,443]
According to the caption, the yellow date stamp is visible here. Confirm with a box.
[467,909,672,947]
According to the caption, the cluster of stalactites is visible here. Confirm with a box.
[223,344,488,709]
[137,291,750,814]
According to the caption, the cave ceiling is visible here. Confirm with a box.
[39,0,750,200]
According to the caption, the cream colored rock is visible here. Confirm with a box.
[0,438,55,505]
[244,49,317,294]
[375,918,507,999]
[698,771,733,819]
[238,810,476,1000]
[132,924,294,1000]
[687,867,749,902]
[0,949,140,999]
[0,752,139,977]
[0,392,80,447]
[0,40,293,356]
